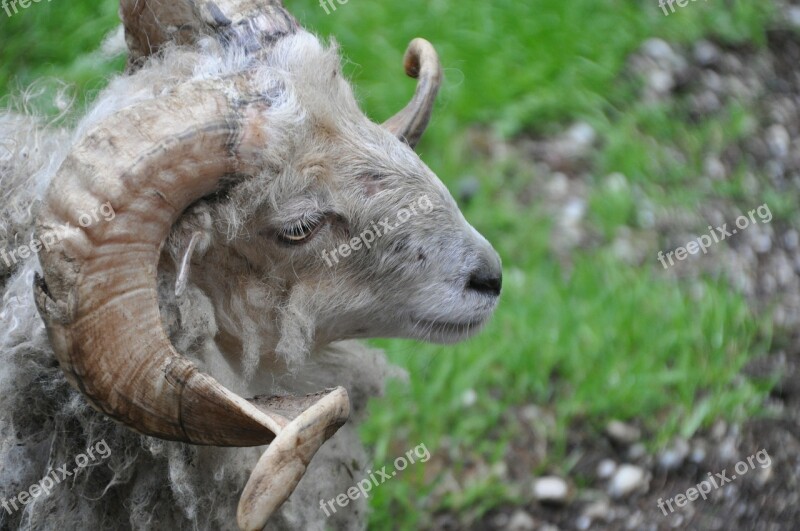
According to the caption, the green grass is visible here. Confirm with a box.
[0,0,781,529]
[361,180,772,529]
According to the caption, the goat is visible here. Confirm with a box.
[0,1,502,529]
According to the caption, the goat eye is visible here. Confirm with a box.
[278,213,324,244]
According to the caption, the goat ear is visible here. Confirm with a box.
[383,39,443,149]
[168,204,214,297]
[174,231,204,297]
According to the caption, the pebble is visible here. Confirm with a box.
[546,172,570,199]
[597,459,617,479]
[718,436,738,462]
[627,443,647,460]
[690,442,707,464]
[583,499,611,519]
[605,420,641,445]
[505,509,536,531]
[783,230,799,251]
[693,40,720,66]
[533,476,570,504]
[565,122,597,154]
[604,172,629,193]
[609,464,648,498]
[562,198,587,227]
[461,388,478,407]
[787,6,800,28]
[711,420,727,440]
[658,438,690,471]
[752,231,773,255]
[642,38,678,63]
[648,70,675,95]
[704,156,726,180]
[766,124,790,158]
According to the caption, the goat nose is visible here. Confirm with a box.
[467,267,502,296]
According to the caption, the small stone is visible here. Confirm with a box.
[605,420,641,445]
[490,513,510,528]
[642,38,677,63]
[711,420,727,440]
[597,459,617,479]
[582,499,611,520]
[658,438,690,471]
[505,509,536,531]
[609,464,648,498]
[533,476,570,504]
[718,437,738,462]
[755,465,773,487]
[690,442,707,464]
[783,230,799,251]
[520,404,541,422]
[546,172,570,199]
[669,513,686,528]
[693,40,720,66]
[461,388,478,407]
[787,6,800,28]
[766,124,790,158]
[648,70,675,94]
[704,156,726,180]
[627,443,646,460]
[565,122,597,153]
[752,231,773,254]
[562,199,587,227]
[492,461,509,481]
[604,172,628,193]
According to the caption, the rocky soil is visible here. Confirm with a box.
[434,4,800,530]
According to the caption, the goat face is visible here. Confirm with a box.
[259,137,501,347]
[204,36,502,349]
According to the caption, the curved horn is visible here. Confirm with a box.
[33,77,349,529]
[382,38,443,149]
[119,0,298,67]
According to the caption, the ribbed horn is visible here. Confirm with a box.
[33,77,350,529]
[382,38,443,148]
[119,0,299,67]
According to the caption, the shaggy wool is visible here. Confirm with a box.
[0,30,400,531]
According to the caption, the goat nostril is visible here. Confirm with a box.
[467,269,502,296]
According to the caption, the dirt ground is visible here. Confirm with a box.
[435,11,800,531]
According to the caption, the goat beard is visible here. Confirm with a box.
[276,285,316,367]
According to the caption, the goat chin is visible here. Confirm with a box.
[0,83,397,531]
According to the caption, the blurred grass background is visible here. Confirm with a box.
[0,0,779,528]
